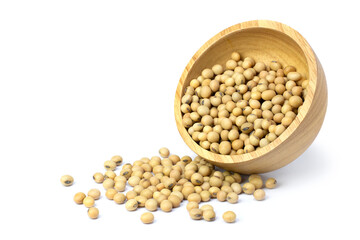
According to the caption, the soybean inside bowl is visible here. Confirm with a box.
[174,20,327,174]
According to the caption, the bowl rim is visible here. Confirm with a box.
[174,19,317,164]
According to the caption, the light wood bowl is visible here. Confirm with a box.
[174,20,327,174]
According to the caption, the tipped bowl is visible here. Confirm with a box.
[174,20,327,174]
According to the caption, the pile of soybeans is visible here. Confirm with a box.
[180,52,307,155]
[61,148,277,223]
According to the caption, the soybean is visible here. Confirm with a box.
[226,192,238,204]
[159,147,170,158]
[223,211,236,223]
[265,178,277,189]
[60,175,74,186]
[160,200,173,212]
[111,155,123,166]
[243,182,256,195]
[203,210,216,221]
[113,193,126,204]
[145,199,158,211]
[189,208,203,220]
[74,192,86,204]
[83,196,95,208]
[125,199,138,211]
[104,160,116,171]
[93,173,104,183]
[254,189,266,201]
[141,212,154,224]
[105,189,117,200]
[88,207,99,219]
[88,189,101,200]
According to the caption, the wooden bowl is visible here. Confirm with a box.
[174,20,327,174]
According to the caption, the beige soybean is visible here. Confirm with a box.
[103,179,115,190]
[219,141,232,155]
[141,189,153,199]
[104,170,116,180]
[141,212,154,224]
[226,192,238,204]
[145,198,158,211]
[231,183,242,194]
[128,176,141,187]
[284,66,296,75]
[209,177,222,188]
[231,52,241,61]
[202,68,214,79]
[217,190,227,202]
[60,175,74,186]
[287,71,302,81]
[125,199,138,211]
[254,189,266,201]
[171,191,184,201]
[243,182,256,194]
[134,185,145,195]
[168,195,181,208]
[111,155,123,166]
[249,177,263,189]
[188,193,201,203]
[88,207,99,219]
[212,64,223,75]
[159,147,170,158]
[93,172,104,183]
[105,189,118,200]
[74,192,86,204]
[223,211,236,223]
[113,193,126,204]
[191,173,204,186]
[189,208,203,220]
[135,196,147,207]
[226,59,237,70]
[83,196,95,208]
[203,210,216,221]
[104,160,116,171]
[289,95,303,108]
[114,181,126,192]
[265,178,277,189]
[182,186,195,199]
[200,191,211,202]
[160,200,173,212]
[88,189,101,200]
[221,185,233,194]
[126,190,137,200]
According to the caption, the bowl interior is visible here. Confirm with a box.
[176,25,313,166]
[182,27,309,95]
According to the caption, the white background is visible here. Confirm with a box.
[1,0,359,239]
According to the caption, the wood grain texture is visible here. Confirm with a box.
[174,20,327,174]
